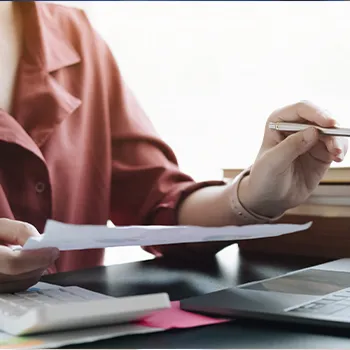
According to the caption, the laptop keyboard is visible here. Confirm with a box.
[287,288,350,318]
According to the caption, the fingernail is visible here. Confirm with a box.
[332,138,342,155]
[303,127,316,143]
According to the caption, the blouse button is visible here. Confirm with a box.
[35,182,46,193]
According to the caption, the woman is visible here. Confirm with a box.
[0,1,347,292]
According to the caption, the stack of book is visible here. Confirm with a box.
[306,168,350,206]
[222,167,350,207]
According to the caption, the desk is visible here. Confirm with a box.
[42,246,350,348]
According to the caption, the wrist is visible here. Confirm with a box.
[229,169,284,225]
[238,175,285,219]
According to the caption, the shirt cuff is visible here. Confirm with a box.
[150,180,227,226]
[143,179,226,257]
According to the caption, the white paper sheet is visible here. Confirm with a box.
[22,219,312,251]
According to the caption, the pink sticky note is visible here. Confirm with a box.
[137,300,230,330]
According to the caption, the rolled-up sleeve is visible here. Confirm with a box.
[109,82,225,226]
[107,57,224,227]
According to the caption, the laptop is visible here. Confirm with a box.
[180,258,350,329]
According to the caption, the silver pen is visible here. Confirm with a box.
[269,122,350,137]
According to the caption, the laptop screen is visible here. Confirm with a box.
[240,268,350,296]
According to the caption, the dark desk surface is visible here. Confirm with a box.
[42,245,350,348]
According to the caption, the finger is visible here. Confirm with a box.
[334,136,348,161]
[0,218,40,246]
[0,274,43,293]
[320,135,340,156]
[271,101,337,128]
[308,140,334,165]
[142,246,163,258]
[319,135,348,162]
[0,267,47,283]
[0,246,59,275]
[266,127,319,171]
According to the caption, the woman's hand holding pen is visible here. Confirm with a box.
[239,101,348,218]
